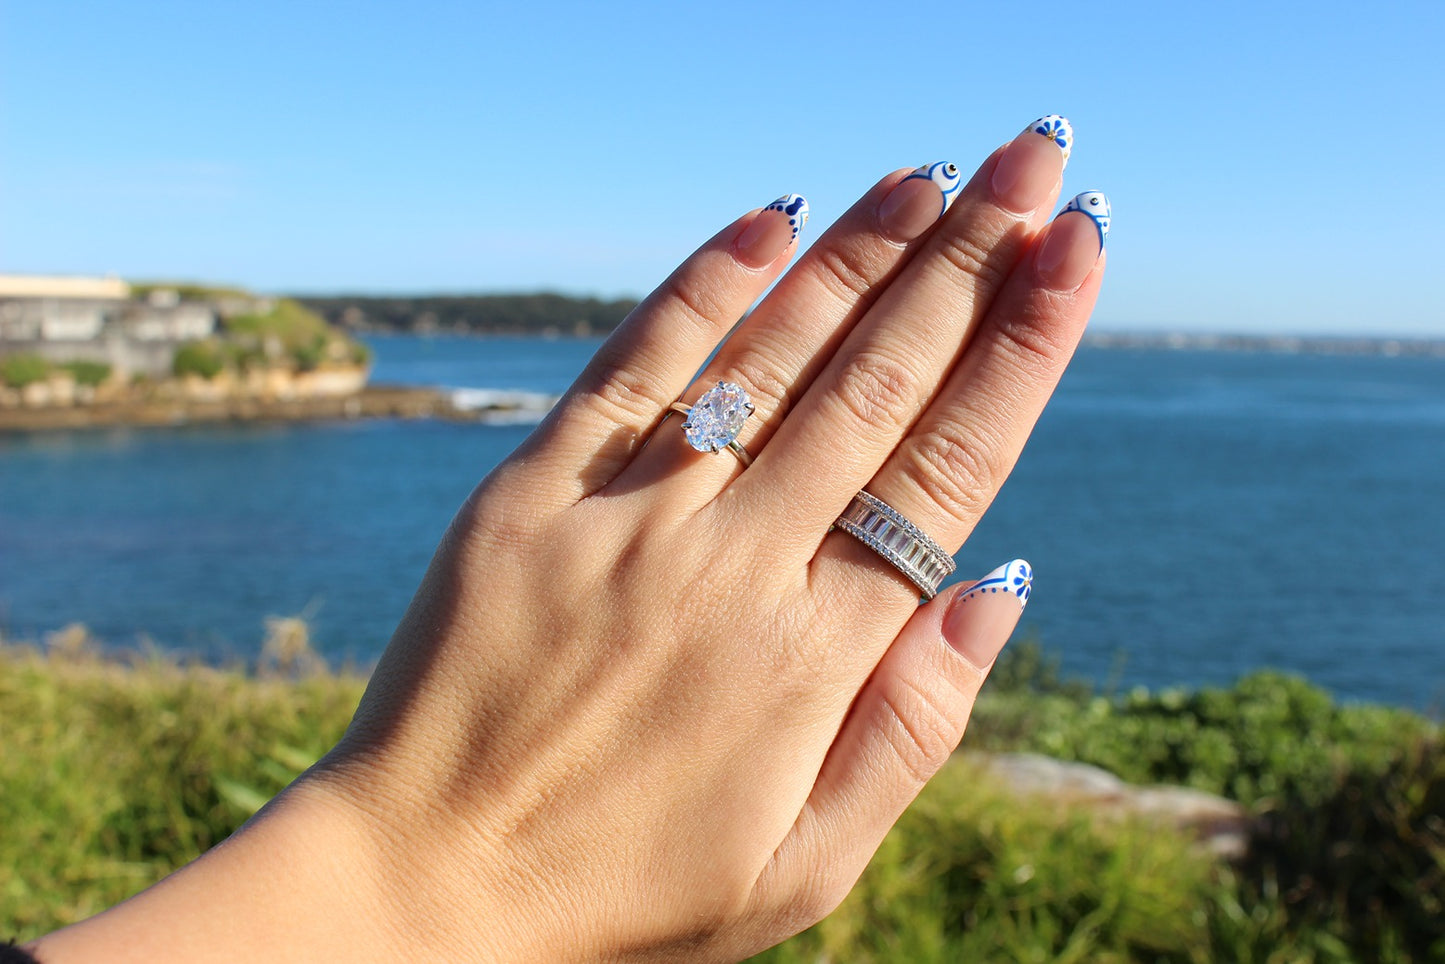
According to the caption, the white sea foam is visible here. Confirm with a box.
[448,387,558,424]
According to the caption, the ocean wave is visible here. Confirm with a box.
[447,387,559,424]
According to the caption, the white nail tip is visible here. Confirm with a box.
[1063,191,1111,247]
[903,161,963,216]
[1026,115,1073,168]
[765,194,810,239]
[958,559,1033,609]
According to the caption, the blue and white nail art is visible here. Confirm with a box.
[765,193,810,240]
[1026,115,1073,168]
[1063,191,1111,247]
[955,559,1032,608]
[901,161,962,217]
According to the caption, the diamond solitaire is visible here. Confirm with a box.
[679,381,754,461]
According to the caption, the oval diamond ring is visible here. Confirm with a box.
[668,381,755,467]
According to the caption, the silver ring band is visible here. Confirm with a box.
[835,491,956,599]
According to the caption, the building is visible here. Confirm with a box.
[0,274,217,377]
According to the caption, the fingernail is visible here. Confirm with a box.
[1035,191,1110,291]
[877,161,962,243]
[990,115,1072,214]
[1025,115,1073,168]
[733,193,810,269]
[942,559,1032,668]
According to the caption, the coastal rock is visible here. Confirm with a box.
[979,753,1255,861]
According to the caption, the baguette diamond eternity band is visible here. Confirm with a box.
[834,491,956,599]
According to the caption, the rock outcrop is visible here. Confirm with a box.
[979,752,1255,861]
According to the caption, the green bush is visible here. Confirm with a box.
[172,341,226,380]
[290,335,326,372]
[60,361,112,387]
[4,640,1440,960]
[223,299,366,371]
[757,761,1219,963]
[1,353,53,388]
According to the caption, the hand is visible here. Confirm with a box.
[30,117,1107,963]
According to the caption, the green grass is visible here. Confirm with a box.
[2,637,1440,961]
[1,638,363,932]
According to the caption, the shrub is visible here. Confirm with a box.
[1,353,53,388]
[61,361,112,387]
[757,760,1219,963]
[290,336,326,372]
[172,341,226,380]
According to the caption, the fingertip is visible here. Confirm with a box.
[941,559,1032,670]
[732,193,810,270]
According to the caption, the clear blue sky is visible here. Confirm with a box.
[2,0,1442,335]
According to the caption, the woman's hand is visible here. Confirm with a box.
[30,117,1107,963]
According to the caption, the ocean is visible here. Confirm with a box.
[2,334,1441,710]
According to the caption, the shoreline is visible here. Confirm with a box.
[0,384,493,432]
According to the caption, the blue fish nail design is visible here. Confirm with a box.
[901,161,962,218]
[955,559,1033,608]
[1063,191,1111,247]
[1026,115,1073,168]
[765,193,810,240]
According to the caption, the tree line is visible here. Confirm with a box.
[296,293,639,337]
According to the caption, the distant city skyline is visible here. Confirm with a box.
[2,0,1442,336]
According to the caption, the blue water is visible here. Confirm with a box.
[2,335,1442,710]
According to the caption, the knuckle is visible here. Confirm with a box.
[721,348,795,423]
[831,346,920,436]
[575,353,673,427]
[879,676,961,787]
[903,419,1008,526]
[935,231,1012,295]
[451,477,549,562]
[806,243,880,308]
[992,301,1078,378]
[664,269,735,340]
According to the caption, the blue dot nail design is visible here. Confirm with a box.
[1063,191,1111,247]
[901,161,962,217]
[955,559,1033,608]
[1026,115,1073,168]
[765,193,810,240]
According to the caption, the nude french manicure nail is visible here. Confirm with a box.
[942,559,1032,668]
[1035,191,1110,291]
[733,193,809,269]
[877,161,962,243]
[1063,191,1110,247]
[991,115,1073,213]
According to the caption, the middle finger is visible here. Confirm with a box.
[619,116,1070,500]
[728,117,1071,533]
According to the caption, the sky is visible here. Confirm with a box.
[1,0,1442,336]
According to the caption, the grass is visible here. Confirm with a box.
[2,634,1440,961]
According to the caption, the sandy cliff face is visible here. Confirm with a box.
[0,364,369,411]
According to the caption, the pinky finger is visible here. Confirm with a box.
[755,560,1033,931]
